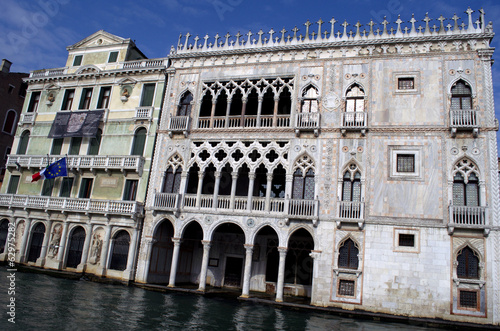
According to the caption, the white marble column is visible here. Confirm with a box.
[198,240,211,292]
[247,172,255,211]
[168,237,182,287]
[56,221,69,269]
[78,224,93,271]
[37,220,52,267]
[229,171,238,209]
[213,171,221,210]
[18,218,32,263]
[241,244,254,298]
[275,247,288,302]
[196,172,204,208]
[265,173,273,212]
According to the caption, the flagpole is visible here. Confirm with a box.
[47,153,54,196]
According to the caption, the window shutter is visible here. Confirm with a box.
[141,84,155,107]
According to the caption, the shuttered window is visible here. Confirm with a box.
[140,84,156,107]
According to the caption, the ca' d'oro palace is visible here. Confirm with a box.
[1,7,500,328]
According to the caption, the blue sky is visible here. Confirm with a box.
[1,0,500,154]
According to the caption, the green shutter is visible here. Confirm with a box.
[140,84,155,107]
[87,130,102,155]
[69,137,82,155]
[51,138,63,155]
[41,179,54,196]
[17,132,29,155]
[7,175,20,194]
[131,128,146,156]
[60,178,74,197]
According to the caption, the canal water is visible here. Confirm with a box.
[0,268,440,330]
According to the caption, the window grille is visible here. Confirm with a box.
[398,78,414,90]
[396,154,415,173]
[338,279,355,297]
[459,290,478,309]
[457,246,479,279]
[338,239,359,269]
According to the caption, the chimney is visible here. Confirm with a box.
[1,59,12,73]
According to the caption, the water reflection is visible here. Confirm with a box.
[0,268,439,330]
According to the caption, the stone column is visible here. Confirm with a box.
[37,220,52,267]
[265,173,273,212]
[137,238,154,283]
[78,224,92,271]
[275,247,288,302]
[213,171,221,210]
[247,172,255,211]
[224,99,231,128]
[209,102,216,128]
[18,218,32,263]
[168,237,182,287]
[124,227,139,281]
[309,250,321,304]
[56,221,69,269]
[240,98,247,127]
[229,172,238,209]
[198,240,211,292]
[241,244,254,298]
[273,96,280,126]
[97,225,112,276]
[256,96,263,127]
[178,171,189,203]
[196,172,204,208]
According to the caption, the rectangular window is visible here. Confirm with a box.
[41,179,54,196]
[79,178,93,198]
[97,86,111,109]
[68,137,82,155]
[8,85,15,94]
[59,177,74,197]
[79,88,93,109]
[140,83,156,107]
[108,51,118,63]
[51,138,63,155]
[61,89,75,110]
[27,92,41,112]
[398,77,415,90]
[396,154,415,173]
[7,175,20,194]
[337,279,355,297]
[398,234,415,247]
[123,179,138,201]
[459,290,479,310]
[73,55,83,66]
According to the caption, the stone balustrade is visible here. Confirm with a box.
[7,154,144,175]
[0,194,144,218]
[337,200,365,220]
[449,205,487,227]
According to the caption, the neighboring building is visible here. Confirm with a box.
[134,8,500,326]
[0,31,167,281]
[0,59,28,187]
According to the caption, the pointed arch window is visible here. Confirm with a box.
[342,169,361,202]
[177,91,193,117]
[338,238,359,269]
[162,166,182,193]
[451,80,472,110]
[345,84,365,113]
[17,130,30,155]
[301,86,318,113]
[457,246,479,279]
[131,127,147,156]
[452,159,480,207]
[292,168,315,200]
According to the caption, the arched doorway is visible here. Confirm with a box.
[254,225,279,294]
[109,230,130,271]
[285,228,314,296]
[148,220,174,283]
[27,223,46,262]
[0,219,9,254]
[66,226,86,268]
[211,223,246,288]
[177,221,203,284]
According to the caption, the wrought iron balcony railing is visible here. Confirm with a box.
[0,194,144,219]
[7,154,144,175]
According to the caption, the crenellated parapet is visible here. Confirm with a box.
[170,7,493,59]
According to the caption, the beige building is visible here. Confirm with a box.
[134,8,500,326]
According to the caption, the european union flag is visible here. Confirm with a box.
[44,157,68,179]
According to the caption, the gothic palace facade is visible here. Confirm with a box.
[1,7,500,326]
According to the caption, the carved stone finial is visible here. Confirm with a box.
[452,14,460,32]
[410,14,417,35]
[381,16,389,36]
[465,7,474,32]
[437,15,446,33]
[330,17,337,39]
[355,21,362,38]
[395,15,403,36]
[317,19,324,40]
[304,20,312,40]
[368,19,376,36]
[423,12,431,35]
[292,26,299,41]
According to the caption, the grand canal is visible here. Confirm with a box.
[0,267,443,330]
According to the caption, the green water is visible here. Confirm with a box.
[0,268,440,330]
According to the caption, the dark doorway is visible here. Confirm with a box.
[177,221,203,284]
[109,231,130,271]
[148,221,174,283]
[66,227,86,268]
[27,223,45,262]
[224,256,243,287]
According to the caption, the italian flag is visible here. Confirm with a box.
[31,168,47,182]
